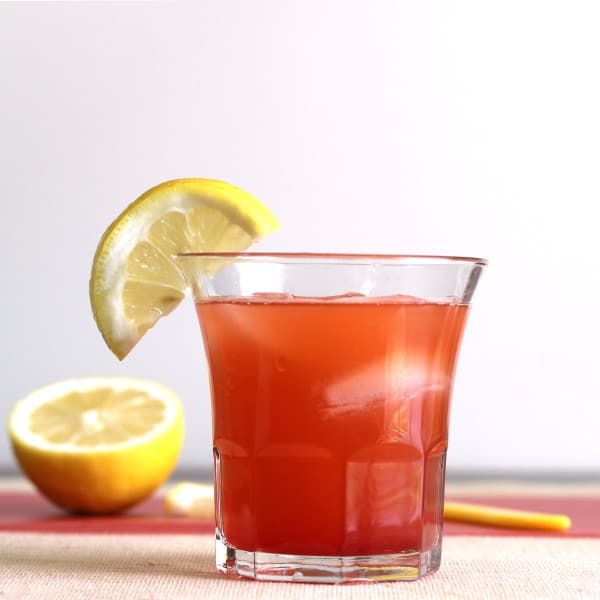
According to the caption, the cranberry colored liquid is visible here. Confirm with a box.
[197,296,468,557]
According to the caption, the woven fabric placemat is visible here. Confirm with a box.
[1,532,599,600]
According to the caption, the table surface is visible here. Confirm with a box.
[1,478,599,599]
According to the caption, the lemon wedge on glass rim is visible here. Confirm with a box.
[90,178,280,359]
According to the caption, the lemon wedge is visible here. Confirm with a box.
[8,377,184,514]
[164,481,215,520]
[90,178,280,359]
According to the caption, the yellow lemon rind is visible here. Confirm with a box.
[90,178,280,360]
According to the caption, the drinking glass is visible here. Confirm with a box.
[178,253,486,583]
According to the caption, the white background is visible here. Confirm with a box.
[1,1,599,474]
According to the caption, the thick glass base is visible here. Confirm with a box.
[215,534,441,583]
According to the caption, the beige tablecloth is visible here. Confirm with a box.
[1,532,599,600]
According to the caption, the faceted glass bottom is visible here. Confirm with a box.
[215,533,442,583]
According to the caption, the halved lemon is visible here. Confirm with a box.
[8,377,184,514]
[90,178,280,359]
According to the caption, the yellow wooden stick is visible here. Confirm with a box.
[444,501,572,531]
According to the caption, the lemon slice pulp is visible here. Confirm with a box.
[90,178,280,359]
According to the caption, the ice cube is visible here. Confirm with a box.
[250,292,293,302]
[323,355,448,418]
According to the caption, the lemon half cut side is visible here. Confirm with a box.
[8,377,184,514]
[90,178,280,359]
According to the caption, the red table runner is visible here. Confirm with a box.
[1,488,598,537]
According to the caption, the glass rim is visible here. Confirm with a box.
[177,252,488,266]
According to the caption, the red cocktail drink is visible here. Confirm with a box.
[180,253,485,582]
[199,295,467,556]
